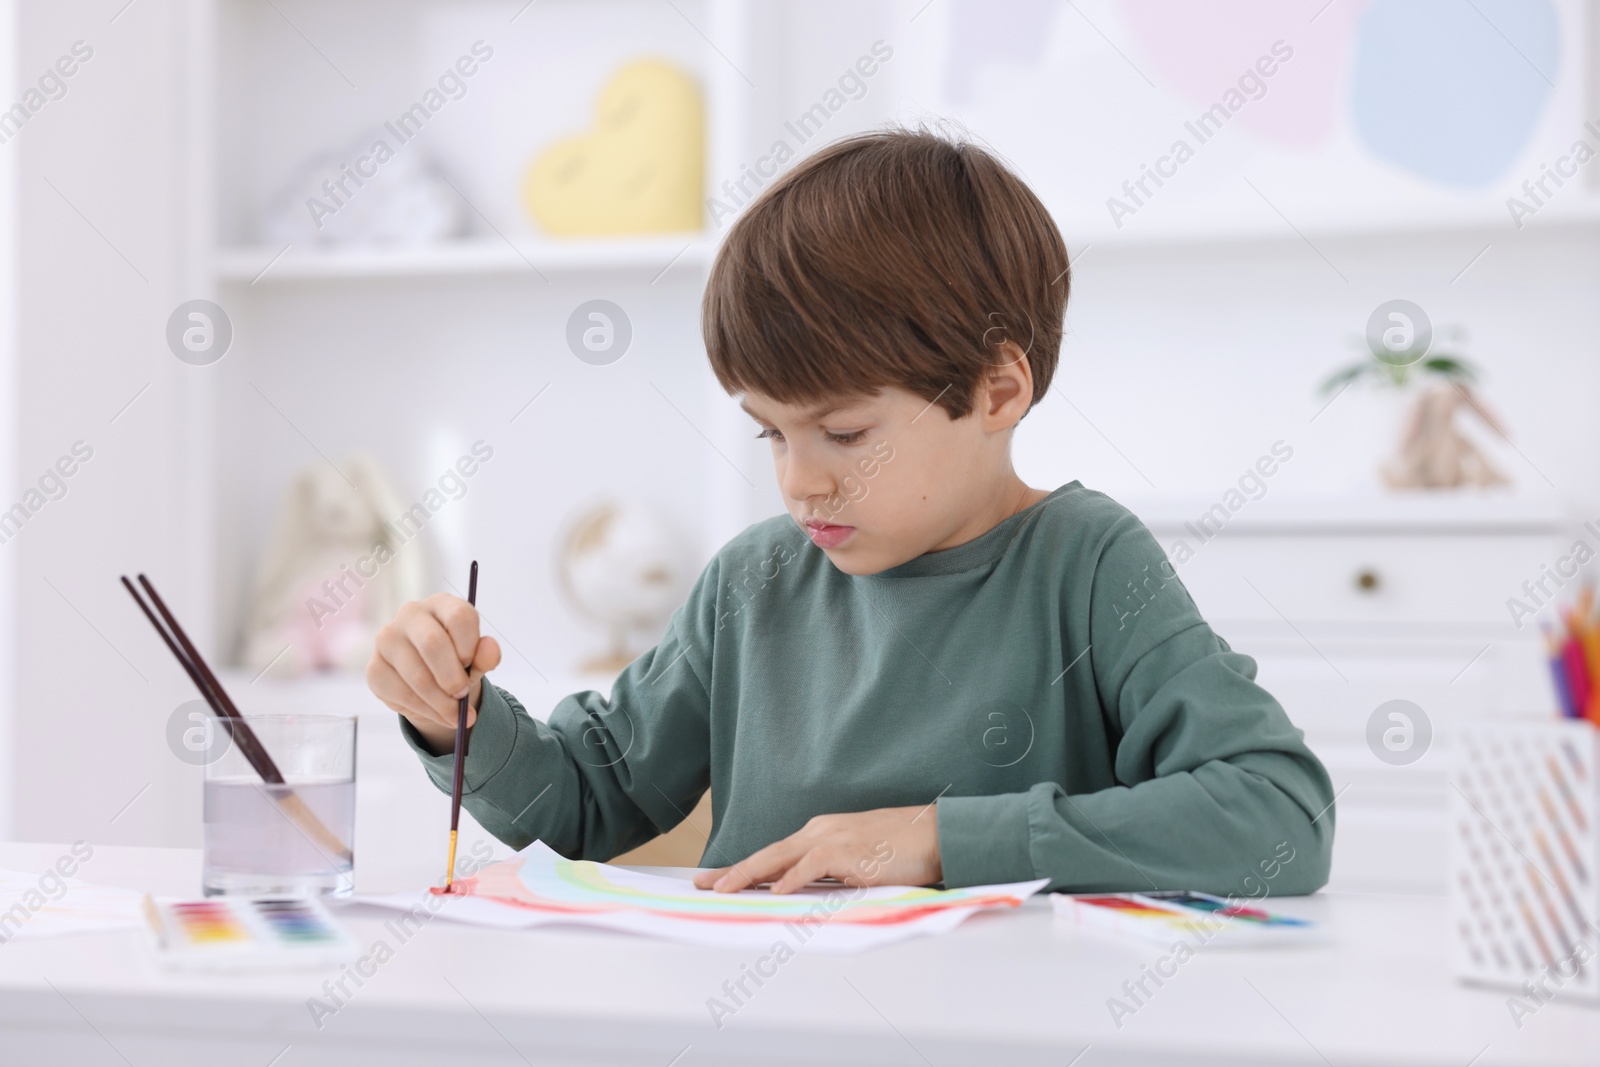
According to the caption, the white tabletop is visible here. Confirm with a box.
[1,842,1595,1066]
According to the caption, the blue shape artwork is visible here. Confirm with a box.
[1349,0,1559,187]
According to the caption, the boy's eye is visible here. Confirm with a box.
[754,427,867,445]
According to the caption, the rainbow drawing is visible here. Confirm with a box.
[451,847,1033,925]
[360,841,1050,953]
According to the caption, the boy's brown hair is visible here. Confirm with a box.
[703,127,1069,422]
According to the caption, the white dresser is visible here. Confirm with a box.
[1126,493,1574,892]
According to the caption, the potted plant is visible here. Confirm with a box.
[1318,314,1509,489]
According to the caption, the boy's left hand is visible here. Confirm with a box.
[691,806,941,893]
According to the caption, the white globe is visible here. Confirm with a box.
[557,501,689,671]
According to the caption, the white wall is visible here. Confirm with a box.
[0,0,17,838]
[12,0,203,846]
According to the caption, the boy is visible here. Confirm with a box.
[368,128,1335,896]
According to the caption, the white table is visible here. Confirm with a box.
[1,843,1595,1066]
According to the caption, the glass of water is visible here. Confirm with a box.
[202,714,357,898]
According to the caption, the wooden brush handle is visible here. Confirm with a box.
[274,789,354,865]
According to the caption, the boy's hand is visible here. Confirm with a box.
[366,594,501,754]
[691,806,941,893]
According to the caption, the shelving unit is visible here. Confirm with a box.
[215,236,716,282]
[195,0,768,682]
[102,0,773,857]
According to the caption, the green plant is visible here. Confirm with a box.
[1318,326,1479,394]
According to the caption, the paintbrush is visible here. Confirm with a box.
[122,574,352,864]
[445,560,479,890]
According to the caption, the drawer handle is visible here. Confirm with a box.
[1354,568,1381,593]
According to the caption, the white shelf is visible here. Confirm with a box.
[1122,490,1571,534]
[1064,212,1600,255]
[216,235,715,283]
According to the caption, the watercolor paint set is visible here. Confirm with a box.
[1054,890,1321,946]
[143,895,359,971]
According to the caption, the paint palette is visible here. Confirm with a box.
[1054,890,1321,946]
[145,895,358,971]
[1451,720,1600,1000]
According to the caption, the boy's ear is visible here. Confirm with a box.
[980,342,1035,428]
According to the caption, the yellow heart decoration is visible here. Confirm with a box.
[523,58,704,236]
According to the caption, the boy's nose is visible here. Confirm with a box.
[779,452,835,506]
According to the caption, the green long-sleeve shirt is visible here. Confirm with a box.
[402,482,1336,893]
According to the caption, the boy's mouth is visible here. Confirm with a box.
[803,519,854,549]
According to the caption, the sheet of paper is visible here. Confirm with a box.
[0,868,146,943]
[351,841,1048,953]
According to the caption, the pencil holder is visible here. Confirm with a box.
[1450,720,1600,1003]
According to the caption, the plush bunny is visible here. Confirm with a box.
[1382,382,1511,489]
[241,455,427,677]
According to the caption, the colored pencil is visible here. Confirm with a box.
[445,560,480,891]
[1572,585,1600,724]
[1561,636,1590,722]
[1577,625,1600,720]
[1544,624,1576,718]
